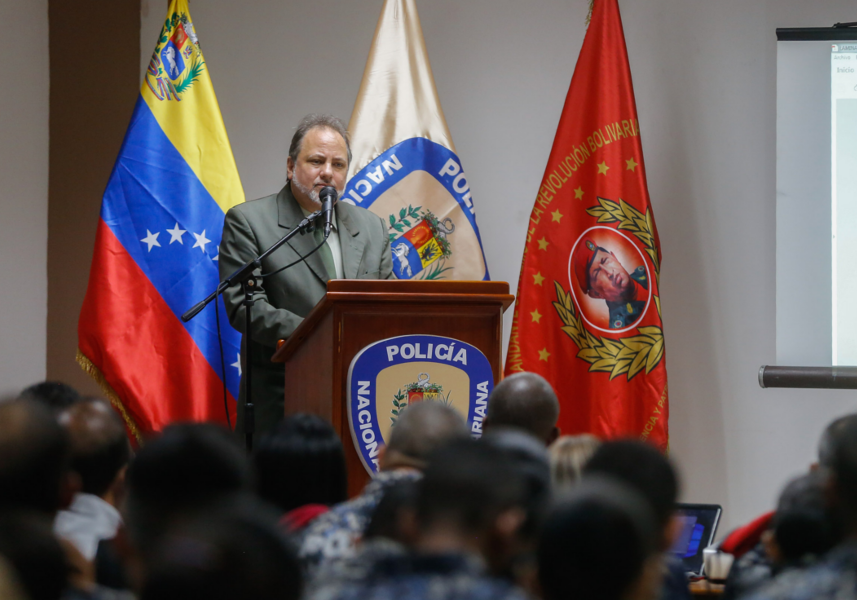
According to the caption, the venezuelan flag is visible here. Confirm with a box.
[78,0,243,442]
[345,0,489,282]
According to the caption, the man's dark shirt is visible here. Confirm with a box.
[307,551,528,600]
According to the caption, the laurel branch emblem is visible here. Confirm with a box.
[550,196,665,380]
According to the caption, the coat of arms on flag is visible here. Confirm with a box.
[344,0,489,281]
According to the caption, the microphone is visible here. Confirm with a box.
[319,186,337,238]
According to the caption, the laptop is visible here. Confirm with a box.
[668,503,723,577]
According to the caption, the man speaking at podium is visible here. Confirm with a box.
[219,114,393,437]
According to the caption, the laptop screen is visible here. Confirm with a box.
[669,503,722,576]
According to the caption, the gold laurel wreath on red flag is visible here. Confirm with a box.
[551,196,665,381]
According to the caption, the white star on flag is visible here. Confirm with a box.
[192,230,211,252]
[167,222,187,244]
[213,245,219,262]
[141,230,161,251]
[231,353,241,376]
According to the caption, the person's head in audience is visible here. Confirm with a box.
[824,417,857,538]
[0,399,73,515]
[583,439,679,552]
[481,428,552,590]
[483,372,560,445]
[59,397,131,508]
[254,413,346,514]
[763,471,837,567]
[379,401,470,471]
[415,439,530,575]
[19,381,81,413]
[549,433,601,488]
[140,497,302,600]
[817,413,857,470]
[126,423,252,563]
[538,478,661,600]
[0,510,68,600]
[364,478,420,545]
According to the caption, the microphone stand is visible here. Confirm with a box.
[181,208,326,452]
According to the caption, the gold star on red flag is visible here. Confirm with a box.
[530,309,542,323]
[626,157,638,171]
[538,237,549,250]
[597,161,609,175]
[551,210,563,223]
[538,348,550,361]
[533,272,545,286]
[574,187,584,200]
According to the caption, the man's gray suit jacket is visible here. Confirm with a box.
[219,183,393,437]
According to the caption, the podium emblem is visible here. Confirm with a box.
[347,334,494,475]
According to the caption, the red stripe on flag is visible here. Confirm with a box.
[79,219,236,437]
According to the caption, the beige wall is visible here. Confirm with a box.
[0,0,49,398]
[139,0,857,532]
[47,1,140,396]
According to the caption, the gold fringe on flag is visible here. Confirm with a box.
[76,349,143,445]
[586,0,595,26]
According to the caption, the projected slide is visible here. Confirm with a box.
[832,45,857,365]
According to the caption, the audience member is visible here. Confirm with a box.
[539,478,661,600]
[549,433,601,488]
[745,417,857,600]
[299,401,469,574]
[481,428,551,592]
[723,414,857,599]
[309,439,531,600]
[483,372,560,446]
[19,381,81,413]
[0,510,68,600]
[725,471,836,599]
[125,423,253,574]
[140,497,302,600]
[0,399,73,515]
[254,413,347,531]
[307,479,420,597]
[54,398,130,561]
[584,439,690,600]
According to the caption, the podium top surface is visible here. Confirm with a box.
[273,279,514,362]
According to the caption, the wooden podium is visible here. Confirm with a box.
[272,279,514,496]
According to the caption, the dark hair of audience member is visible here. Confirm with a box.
[253,413,346,513]
[364,478,420,544]
[484,372,560,445]
[19,381,81,413]
[125,423,252,559]
[141,498,302,600]
[0,510,68,600]
[826,417,857,531]
[419,439,528,534]
[0,399,71,515]
[59,398,131,497]
[481,428,551,539]
[771,471,838,563]
[583,439,678,548]
[818,413,857,469]
[538,478,659,600]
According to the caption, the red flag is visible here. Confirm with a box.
[506,0,668,451]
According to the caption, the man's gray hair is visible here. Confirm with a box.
[288,114,352,167]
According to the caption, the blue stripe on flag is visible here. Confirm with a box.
[100,96,241,399]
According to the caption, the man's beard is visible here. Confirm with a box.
[291,177,342,210]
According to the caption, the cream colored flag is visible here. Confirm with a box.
[344,0,489,280]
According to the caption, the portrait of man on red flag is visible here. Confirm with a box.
[572,232,650,331]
